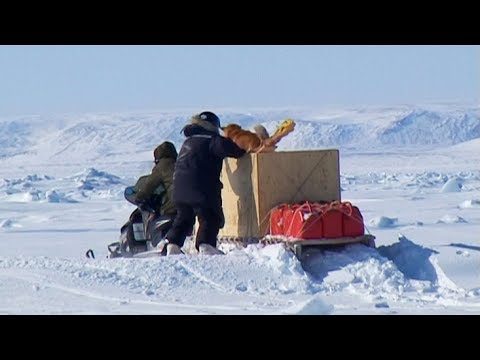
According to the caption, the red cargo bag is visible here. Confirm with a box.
[319,202,344,238]
[285,202,324,239]
[341,201,365,237]
[269,204,291,235]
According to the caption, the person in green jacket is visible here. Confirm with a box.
[127,141,178,248]
[135,141,177,217]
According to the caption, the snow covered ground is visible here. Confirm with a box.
[1,104,479,314]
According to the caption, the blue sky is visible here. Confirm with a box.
[0,45,478,116]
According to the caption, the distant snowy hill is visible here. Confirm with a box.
[0,104,479,177]
[1,105,478,157]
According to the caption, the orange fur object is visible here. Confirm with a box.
[222,120,296,154]
[221,124,269,153]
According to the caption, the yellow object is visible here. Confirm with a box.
[272,118,296,138]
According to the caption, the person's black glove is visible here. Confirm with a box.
[136,198,155,213]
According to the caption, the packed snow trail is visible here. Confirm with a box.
[1,240,478,314]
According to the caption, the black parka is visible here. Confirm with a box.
[172,124,245,210]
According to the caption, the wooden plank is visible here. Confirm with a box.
[283,235,375,246]
[218,234,375,247]
[287,235,376,259]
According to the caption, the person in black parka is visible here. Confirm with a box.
[164,111,245,255]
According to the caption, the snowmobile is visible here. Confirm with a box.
[106,208,174,258]
[91,184,175,259]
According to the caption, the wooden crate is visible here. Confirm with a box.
[219,149,341,238]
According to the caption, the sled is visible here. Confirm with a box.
[218,233,376,260]
[266,234,375,260]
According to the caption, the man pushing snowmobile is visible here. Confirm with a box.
[107,141,179,258]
